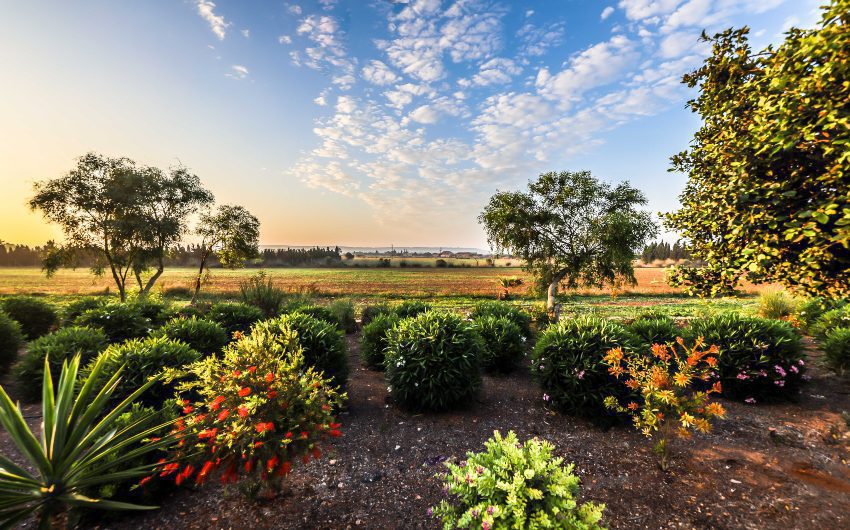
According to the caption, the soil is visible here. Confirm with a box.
[3,336,849,530]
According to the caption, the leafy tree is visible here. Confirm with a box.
[665,2,850,298]
[191,205,260,303]
[479,171,657,315]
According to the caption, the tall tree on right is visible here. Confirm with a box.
[665,0,849,298]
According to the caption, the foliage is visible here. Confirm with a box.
[796,297,846,332]
[207,301,265,337]
[626,316,679,351]
[62,296,107,323]
[0,354,177,527]
[152,317,229,356]
[471,316,526,374]
[686,313,805,402]
[74,303,152,343]
[393,300,431,319]
[384,311,482,412]
[0,295,58,339]
[811,305,850,339]
[239,271,286,317]
[531,317,633,421]
[361,304,390,327]
[603,340,726,470]
[0,311,24,374]
[157,326,344,491]
[664,3,850,298]
[13,326,108,401]
[82,336,200,406]
[252,313,349,389]
[665,265,740,298]
[470,301,533,339]
[756,290,799,321]
[823,327,850,374]
[327,298,357,333]
[126,295,176,327]
[432,431,605,530]
[192,204,260,303]
[479,171,658,312]
[287,304,338,327]
[360,313,401,371]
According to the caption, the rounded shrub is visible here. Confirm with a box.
[126,296,176,327]
[61,296,107,323]
[207,302,264,336]
[327,299,357,333]
[384,311,482,412]
[626,316,680,350]
[686,313,805,402]
[0,296,58,339]
[13,326,108,401]
[152,317,229,356]
[74,303,152,342]
[531,316,633,420]
[360,312,401,370]
[433,431,605,530]
[392,300,431,319]
[470,301,533,339]
[288,304,337,327]
[756,290,798,320]
[0,311,24,373]
[252,312,349,389]
[82,336,200,406]
[811,305,850,339]
[797,297,845,332]
[823,328,850,374]
[361,304,390,327]
[472,315,525,373]
[176,303,208,320]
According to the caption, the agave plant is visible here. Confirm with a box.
[0,354,178,528]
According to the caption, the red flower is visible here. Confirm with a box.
[244,458,255,473]
[311,447,322,460]
[217,409,230,421]
[267,390,279,399]
[139,476,152,487]
[247,366,257,373]
[232,369,242,377]
[329,422,342,429]
[210,395,225,411]
[159,462,180,477]
[182,404,194,414]
[238,406,249,418]
[265,372,275,383]
[255,422,275,433]
[322,404,331,411]
[328,429,342,437]
[266,455,279,473]
[198,428,218,440]
[300,431,309,439]
[284,431,293,439]
[238,387,252,397]
[275,461,292,477]
[196,460,216,485]
[220,462,238,484]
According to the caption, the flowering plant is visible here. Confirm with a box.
[154,325,345,492]
[603,338,726,471]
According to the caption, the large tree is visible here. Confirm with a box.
[191,205,260,304]
[479,171,658,315]
[665,1,849,298]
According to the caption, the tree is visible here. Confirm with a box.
[191,205,260,304]
[479,171,658,315]
[665,1,850,298]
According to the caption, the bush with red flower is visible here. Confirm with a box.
[155,324,345,493]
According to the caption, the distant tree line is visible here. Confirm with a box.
[640,241,691,263]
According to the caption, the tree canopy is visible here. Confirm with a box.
[665,1,849,298]
[479,171,657,314]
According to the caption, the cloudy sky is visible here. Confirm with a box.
[0,0,821,248]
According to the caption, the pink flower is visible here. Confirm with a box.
[745,397,757,404]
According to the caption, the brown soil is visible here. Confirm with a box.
[3,336,849,530]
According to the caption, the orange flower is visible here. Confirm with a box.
[232,369,242,377]
[210,395,225,411]
[217,409,230,421]
[182,405,194,414]
[627,402,639,411]
[321,404,331,411]
[705,402,726,417]
[625,378,640,390]
[247,365,257,373]
[265,372,275,383]
[255,422,275,433]
[710,381,722,394]
[238,387,252,397]
[704,356,718,367]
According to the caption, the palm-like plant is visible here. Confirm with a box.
[0,354,177,528]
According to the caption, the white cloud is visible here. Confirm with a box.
[314,95,328,106]
[195,0,230,40]
[601,6,616,20]
[464,57,522,87]
[658,30,701,58]
[361,60,400,86]
[278,35,292,44]
[409,104,439,124]
[226,64,249,79]
[288,4,302,15]
[516,21,566,58]
[617,0,682,21]
[241,28,250,38]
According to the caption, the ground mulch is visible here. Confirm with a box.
[3,336,850,529]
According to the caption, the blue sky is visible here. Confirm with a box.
[0,0,822,248]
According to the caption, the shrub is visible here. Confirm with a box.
[13,326,108,401]
[82,336,201,406]
[531,316,633,420]
[686,313,805,402]
[328,299,357,333]
[61,296,106,323]
[392,300,431,319]
[360,313,401,370]
[74,303,152,342]
[176,303,208,320]
[797,297,845,332]
[288,304,337,326]
[0,311,24,373]
[0,296,58,339]
[156,325,344,491]
[756,290,798,321]
[207,302,264,336]
[252,312,349,389]
[361,304,390,327]
[471,315,526,373]
[432,431,605,530]
[823,327,850,374]
[811,305,850,339]
[384,311,482,412]
[470,301,533,339]
[152,317,229,356]
[626,316,679,350]
[240,271,285,317]
[126,295,176,327]
[603,340,726,470]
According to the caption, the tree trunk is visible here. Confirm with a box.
[191,249,211,305]
[547,278,560,321]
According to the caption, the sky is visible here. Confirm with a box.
[0,0,822,249]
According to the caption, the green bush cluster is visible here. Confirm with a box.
[823,328,850,374]
[74,303,152,342]
[152,317,229,356]
[393,300,431,319]
[207,301,264,336]
[470,301,533,339]
[471,315,526,373]
[360,312,400,370]
[361,304,390,327]
[239,271,286,317]
[797,297,845,332]
[0,296,58,339]
[327,298,357,333]
[385,311,482,412]
[0,311,24,373]
[61,296,106,323]
[811,305,850,339]
[756,290,798,320]
[125,296,176,327]
[432,431,605,529]
[626,315,679,351]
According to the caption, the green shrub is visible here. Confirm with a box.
[328,299,357,333]
[797,297,845,332]
[61,296,106,323]
[472,315,525,373]
[239,271,285,317]
[686,313,805,402]
[176,303,208,320]
[0,296,58,339]
[207,301,264,336]
[531,316,633,420]
[470,301,533,339]
[432,431,605,529]
[74,303,152,342]
[152,317,229,356]
[626,316,679,350]
[811,305,850,339]
[13,326,108,401]
[360,313,401,370]
[823,328,850,374]
[252,312,349,389]
[756,290,798,320]
[82,336,200,406]
[361,304,390,327]
[0,311,24,373]
[384,311,482,411]
[288,304,337,326]
[392,300,431,319]
[126,296,176,327]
